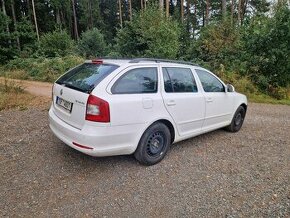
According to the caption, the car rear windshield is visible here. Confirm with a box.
[56,63,119,93]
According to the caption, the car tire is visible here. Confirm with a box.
[225,106,246,133]
[134,122,171,166]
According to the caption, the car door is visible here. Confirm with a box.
[107,65,164,126]
[195,69,234,131]
[161,67,205,137]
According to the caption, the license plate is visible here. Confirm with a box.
[56,97,73,112]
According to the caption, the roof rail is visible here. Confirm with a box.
[129,58,199,66]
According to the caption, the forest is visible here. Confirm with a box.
[0,0,289,103]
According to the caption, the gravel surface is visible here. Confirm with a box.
[0,103,290,217]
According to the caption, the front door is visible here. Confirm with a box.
[161,67,205,137]
[195,69,233,131]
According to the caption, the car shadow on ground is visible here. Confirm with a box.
[53,128,231,170]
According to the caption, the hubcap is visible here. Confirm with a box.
[146,132,165,156]
[234,113,243,126]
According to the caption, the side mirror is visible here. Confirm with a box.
[227,84,235,92]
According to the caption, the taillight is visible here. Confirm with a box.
[85,95,110,122]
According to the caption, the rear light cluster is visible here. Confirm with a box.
[85,95,110,122]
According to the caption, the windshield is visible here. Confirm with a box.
[56,63,119,93]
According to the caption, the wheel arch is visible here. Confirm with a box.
[240,103,247,113]
[145,119,176,144]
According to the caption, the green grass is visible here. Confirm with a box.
[248,93,290,106]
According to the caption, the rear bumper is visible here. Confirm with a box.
[49,107,143,157]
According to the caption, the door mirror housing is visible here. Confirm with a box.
[227,84,235,92]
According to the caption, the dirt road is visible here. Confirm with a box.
[0,77,52,97]
[0,102,290,217]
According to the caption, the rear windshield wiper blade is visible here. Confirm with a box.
[60,82,88,93]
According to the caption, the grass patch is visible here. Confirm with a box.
[0,80,50,111]
[248,93,290,106]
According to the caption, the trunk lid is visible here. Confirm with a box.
[53,84,88,129]
[52,62,119,129]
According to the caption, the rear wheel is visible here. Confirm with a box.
[225,106,246,132]
[134,122,171,166]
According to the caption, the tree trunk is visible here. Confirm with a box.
[71,0,79,40]
[31,0,39,41]
[231,0,234,25]
[89,0,93,29]
[159,0,164,11]
[129,0,132,21]
[26,0,32,21]
[222,0,226,20]
[238,0,241,25]
[205,0,210,25]
[56,8,61,26]
[241,0,248,25]
[1,0,11,45]
[140,0,143,10]
[181,0,184,22]
[165,0,169,17]
[11,0,21,49]
[187,0,191,17]
[118,0,123,27]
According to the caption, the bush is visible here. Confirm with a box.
[116,6,181,58]
[187,20,240,71]
[4,55,84,82]
[39,31,75,57]
[77,28,107,58]
[241,5,290,89]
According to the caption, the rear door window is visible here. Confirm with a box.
[56,63,118,93]
[162,67,198,93]
[112,67,158,94]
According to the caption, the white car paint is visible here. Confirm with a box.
[49,59,247,157]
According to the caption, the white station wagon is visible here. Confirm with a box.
[49,58,247,165]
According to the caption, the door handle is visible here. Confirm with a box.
[206,98,213,103]
[166,100,176,106]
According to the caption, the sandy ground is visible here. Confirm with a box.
[0,77,52,97]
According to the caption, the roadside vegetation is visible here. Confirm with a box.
[0,1,289,107]
[0,78,50,110]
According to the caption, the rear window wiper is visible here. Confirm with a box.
[59,82,88,93]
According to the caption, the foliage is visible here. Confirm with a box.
[3,55,84,82]
[0,12,17,63]
[0,0,290,102]
[241,5,290,93]
[116,7,181,59]
[39,31,75,57]
[187,20,241,71]
[77,28,107,58]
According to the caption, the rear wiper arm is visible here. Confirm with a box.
[62,83,87,93]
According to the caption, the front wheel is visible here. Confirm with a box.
[225,106,246,132]
[134,122,171,166]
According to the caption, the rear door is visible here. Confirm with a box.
[106,65,162,126]
[161,67,205,137]
[52,63,118,129]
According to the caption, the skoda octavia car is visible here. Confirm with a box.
[49,58,247,165]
